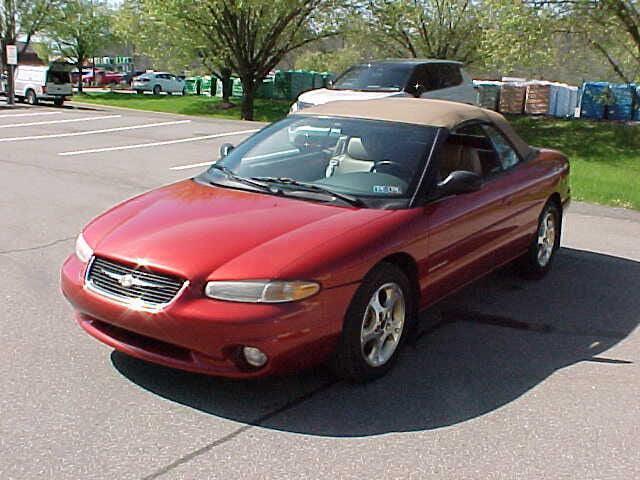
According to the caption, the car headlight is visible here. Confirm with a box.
[75,233,93,263]
[204,280,320,303]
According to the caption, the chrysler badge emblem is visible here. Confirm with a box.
[119,274,135,288]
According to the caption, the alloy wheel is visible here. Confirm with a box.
[360,282,406,367]
[537,210,556,267]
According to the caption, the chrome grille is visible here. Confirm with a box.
[86,257,186,309]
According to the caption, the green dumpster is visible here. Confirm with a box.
[232,77,244,97]
[185,76,202,95]
[256,76,275,99]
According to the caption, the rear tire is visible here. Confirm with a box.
[152,85,161,96]
[516,201,561,279]
[135,90,143,95]
[331,263,415,382]
[26,89,38,105]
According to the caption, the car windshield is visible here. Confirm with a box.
[331,64,413,92]
[202,115,438,205]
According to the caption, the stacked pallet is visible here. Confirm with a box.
[580,82,611,120]
[474,81,502,111]
[608,84,636,121]
[499,83,527,114]
[525,82,552,115]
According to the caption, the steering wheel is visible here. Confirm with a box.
[372,160,413,179]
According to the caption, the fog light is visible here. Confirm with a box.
[242,346,268,368]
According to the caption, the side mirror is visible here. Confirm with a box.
[437,170,482,197]
[219,142,234,159]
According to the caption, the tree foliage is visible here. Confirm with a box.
[46,0,111,92]
[359,0,483,63]
[529,0,640,82]
[138,0,339,120]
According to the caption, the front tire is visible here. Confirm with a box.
[54,97,64,107]
[152,85,161,96]
[517,201,561,278]
[332,263,414,382]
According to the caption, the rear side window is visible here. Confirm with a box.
[410,63,464,92]
[481,125,521,170]
[437,64,463,88]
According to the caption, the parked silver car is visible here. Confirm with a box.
[132,72,186,95]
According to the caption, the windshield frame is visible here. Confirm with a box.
[196,115,442,210]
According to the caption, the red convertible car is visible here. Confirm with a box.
[61,99,570,382]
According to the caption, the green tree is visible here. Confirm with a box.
[530,0,640,82]
[143,0,339,120]
[359,0,483,63]
[47,0,111,93]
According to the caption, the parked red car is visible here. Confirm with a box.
[61,99,570,382]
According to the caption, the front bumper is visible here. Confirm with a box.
[61,255,358,378]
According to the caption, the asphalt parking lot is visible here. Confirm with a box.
[1,101,639,479]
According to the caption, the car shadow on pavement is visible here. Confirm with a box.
[112,247,639,437]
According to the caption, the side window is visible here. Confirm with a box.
[409,65,438,93]
[481,125,521,170]
[438,64,463,88]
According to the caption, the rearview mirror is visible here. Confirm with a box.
[437,170,482,197]
[219,143,234,159]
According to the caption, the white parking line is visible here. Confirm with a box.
[170,161,214,171]
[0,114,121,129]
[60,129,259,157]
[0,111,63,119]
[0,120,191,142]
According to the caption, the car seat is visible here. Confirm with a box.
[326,136,385,177]
[438,143,483,180]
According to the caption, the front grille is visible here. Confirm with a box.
[86,257,185,309]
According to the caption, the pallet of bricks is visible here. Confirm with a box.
[499,81,527,114]
[524,82,579,117]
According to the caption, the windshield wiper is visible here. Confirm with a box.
[209,164,272,191]
[251,177,363,206]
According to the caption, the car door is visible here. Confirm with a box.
[419,123,517,303]
[151,73,165,91]
[478,123,547,265]
[164,74,177,92]
[172,75,184,93]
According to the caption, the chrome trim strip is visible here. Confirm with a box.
[83,256,189,313]
[410,127,443,208]
[428,260,449,273]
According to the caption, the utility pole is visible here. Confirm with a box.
[6,44,16,106]
[4,0,17,106]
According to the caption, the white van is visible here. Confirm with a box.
[15,63,73,106]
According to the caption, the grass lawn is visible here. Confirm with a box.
[74,92,640,210]
[510,116,640,210]
[74,92,291,123]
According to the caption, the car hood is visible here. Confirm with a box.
[84,179,394,282]
[298,88,407,106]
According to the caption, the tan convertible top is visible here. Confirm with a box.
[297,98,532,159]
